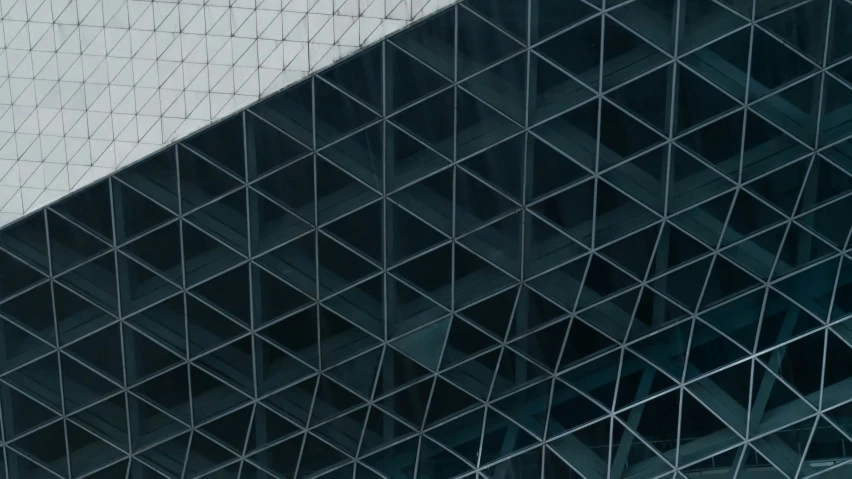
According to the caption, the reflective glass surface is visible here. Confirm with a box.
[2,0,852,477]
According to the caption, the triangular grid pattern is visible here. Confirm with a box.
[2,0,852,477]
[0,0,457,227]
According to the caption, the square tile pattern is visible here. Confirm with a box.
[0,0,455,226]
[2,0,852,477]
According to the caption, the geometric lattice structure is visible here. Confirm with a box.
[0,0,452,225]
[4,0,852,477]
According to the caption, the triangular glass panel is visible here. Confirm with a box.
[257,306,319,368]
[385,122,450,193]
[61,352,121,413]
[189,365,250,423]
[0,317,52,376]
[534,17,602,89]
[178,145,241,213]
[67,420,123,478]
[455,244,516,308]
[577,255,637,309]
[455,5,523,80]
[244,404,300,454]
[255,232,317,298]
[56,252,118,316]
[325,347,382,399]
[184,115,246,180]
[425,377,482,428]
[760,0,829,65]
[676,112,744,181]
[741,110,810,181]
[559,349,620,409]
[323,275,383,339]
[628,286,690,341]
[441,317,498,369]
[749,28,818,101]
[752,73,821,146]
[510,318,569,372]
[136,431,190,478]
[798,155,852,214]
[65,323,123,385]
[391,244,453,308]
[117,253,179,317]
[610,0,677,54]
[186,189,248,256]
[649,256,713,311]
[775,256,840,321]
[123,324,183,386]
[548,418,610,479]
[316,156,379,225]
[466,0,530,43]
[317,233,378,298]
[457,88,522,160]
[677,391,740,466]
[532,100,598,171]
[802,417,852,474]
[479,408,538,465]
[559,318,617,370]
[312,408,367,457]
[685,320,749,380]
[249,78,313,147]
[491,348,549,399]
[385,43,450,114]
[617,389,680,460]
[391,317,450,371]
[426,407,484,464]
[47,210,110,275]
[385,273,448,339]
[181,221,242,287]
[184,431,238,478]
[529,52,594,125]
[374,376,431,429]
[607,65,672,136]
[598,223,659,280]
[828,0,852,64]
[251,263,311,327]
[0,281,54,344]
[602,16,669,90]
[461,133,524,203]
[322,201,382,266]
[756,288,822,353]
[0,210,48,274]
[821,75,852,146]
[679,0,747,53]
[321,44,383,114]
[8,420,69,478]
[245,111,310,181]
[458,286,518,340]
[195,336,254,395]
[246,433,302,478]
[699,288,762,351]
[112,179,175,245]
[614,351,677,411]
[609,419,673,479]
[116,147,179,213]
[669,191,734,248]
[579,288,640,342]
[674,65,740,134]
[773,223,836,279]
[751,416,814,477]
[528,255,589,311]
[547,379,608,438]
[0,382,58,441]
[361,435,419,479]
[391,7,455,79]
[319,306,380,367]
[455,169,517,237]
[462,53,527,125]
[507,285,567,339]
[745,155,810,216]
[530,179,595,246]
[314,79,379,149]
[253,155,316,225]
[699,256,761,310]
[681,28,750,102]
[442,348,500,401]
[126,392,188,450]
[594,180,659,246]
[531,0,597,43]
[248,188,311,256]
[52,179,113,244]
[749,360,815,435]
[630,319,691,378]
[526,133,590,202]
[310,375,364,424]
[603,145,668,215]
[254,337,315,396]
[190,264,252,327]
[320,123,383,192]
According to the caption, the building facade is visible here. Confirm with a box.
[0,0,852,477]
